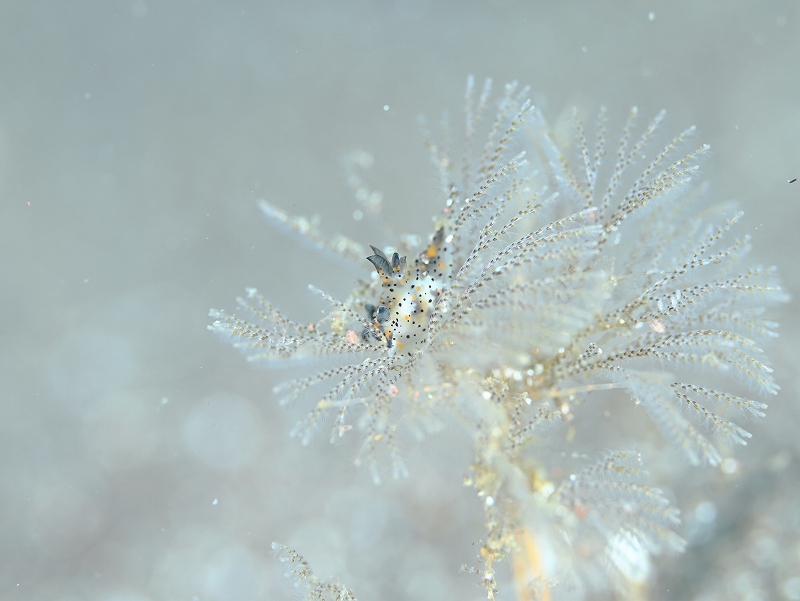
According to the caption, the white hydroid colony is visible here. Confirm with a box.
[210,78,787,599]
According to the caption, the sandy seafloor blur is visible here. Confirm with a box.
[1,2,799,600]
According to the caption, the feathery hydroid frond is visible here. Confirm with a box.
[272,542,357,601]
[212,77,787,598]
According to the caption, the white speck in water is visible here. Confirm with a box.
[212,498,218,506]
[383,105,389,111]
[485,496,494,506]
[648,11,656,21]
[353,209,364,221]
[84,92,91,99]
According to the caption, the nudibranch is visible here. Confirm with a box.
[363,228,452,356]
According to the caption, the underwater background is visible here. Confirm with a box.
[1,1,798,600]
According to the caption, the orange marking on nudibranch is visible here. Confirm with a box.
[426,245,437,258]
